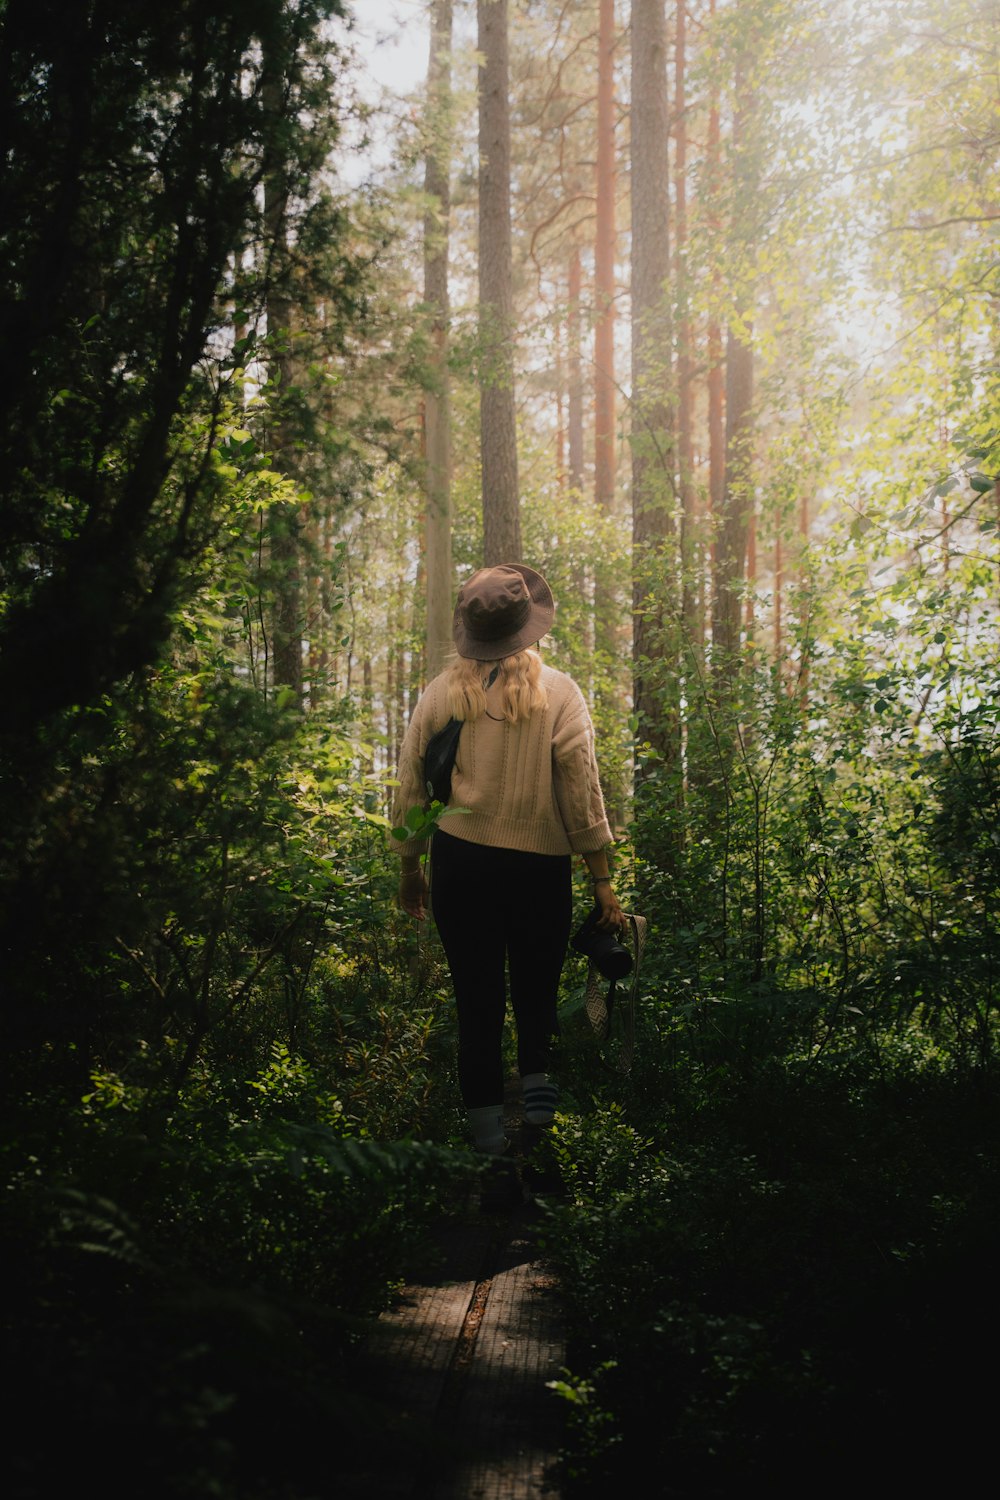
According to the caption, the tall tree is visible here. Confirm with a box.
[0,0,357,1062]
[568,245,585,495]
[0,0,344,734]
[675,0,698,649]
[423,0,454,674]
[478,0,522,564]
[705,0,725,603]
[263,55,303,702]
[711,55,755,680]
[594,0,617,518]
[773,523,783,659]
[712,325,754,668]
[630,0,676,766]
[592,0,622,689]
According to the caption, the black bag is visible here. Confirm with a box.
[423,668,498,806]
[424,718,463,805]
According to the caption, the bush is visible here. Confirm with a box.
[539,1060,1000,1495]
[2,1063,476,1500]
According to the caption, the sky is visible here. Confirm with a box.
[337,0,431,180]
[351,0,429,101]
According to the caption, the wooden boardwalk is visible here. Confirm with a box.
[343,1086,566,1499]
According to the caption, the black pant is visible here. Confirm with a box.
[430,829,573,1108]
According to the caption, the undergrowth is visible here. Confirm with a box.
[538,1008,1000,1496]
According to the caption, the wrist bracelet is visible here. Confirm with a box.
[592,876,611,887]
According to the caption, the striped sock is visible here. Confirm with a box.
[521,1073,559,1125]
[467,1104,506,1155]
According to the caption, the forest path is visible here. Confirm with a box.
[343,1077,565,1498]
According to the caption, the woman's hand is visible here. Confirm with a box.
[594,880,625,933]
[398,866,430,920]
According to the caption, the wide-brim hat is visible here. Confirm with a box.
[452,563,555,661]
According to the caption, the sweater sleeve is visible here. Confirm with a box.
[390,687,433,855]
[551,677,614,854]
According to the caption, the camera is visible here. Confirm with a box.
[570,902,633,981]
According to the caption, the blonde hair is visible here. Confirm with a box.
[445,648,547,723]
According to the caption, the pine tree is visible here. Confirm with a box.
[478,0,522,564]
[630,0,677,770]
[424,0,454,673]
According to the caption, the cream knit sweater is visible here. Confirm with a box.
[392,663,613,857]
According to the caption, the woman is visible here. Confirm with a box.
[393,563,624,1156]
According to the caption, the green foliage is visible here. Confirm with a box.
[2,1,997,1496]
[546,1363,622,1482]
[0,12,469,1495]
[389,799,471,844]
[2,1071,475,1500]
[538,1068,1000,1493]
[0,0,353,733]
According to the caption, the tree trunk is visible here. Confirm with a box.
[706,0,724,603]
[386,640,397,775]
[711,56,755,686]
[797,489,811,702]
[263,64,302,703]
[774,528,782,660]
[707,317,724,565]
[568,246,585,494]
[424,0,454,675]
[556,323,566,487]
[478,0,521,564]
[745,496,756,636]
[396,563,408,760]
[592,0,620,698]
[630,0,676,770]
[675,0,698,651]
[712,321,753,666]
[594,0,617,518]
